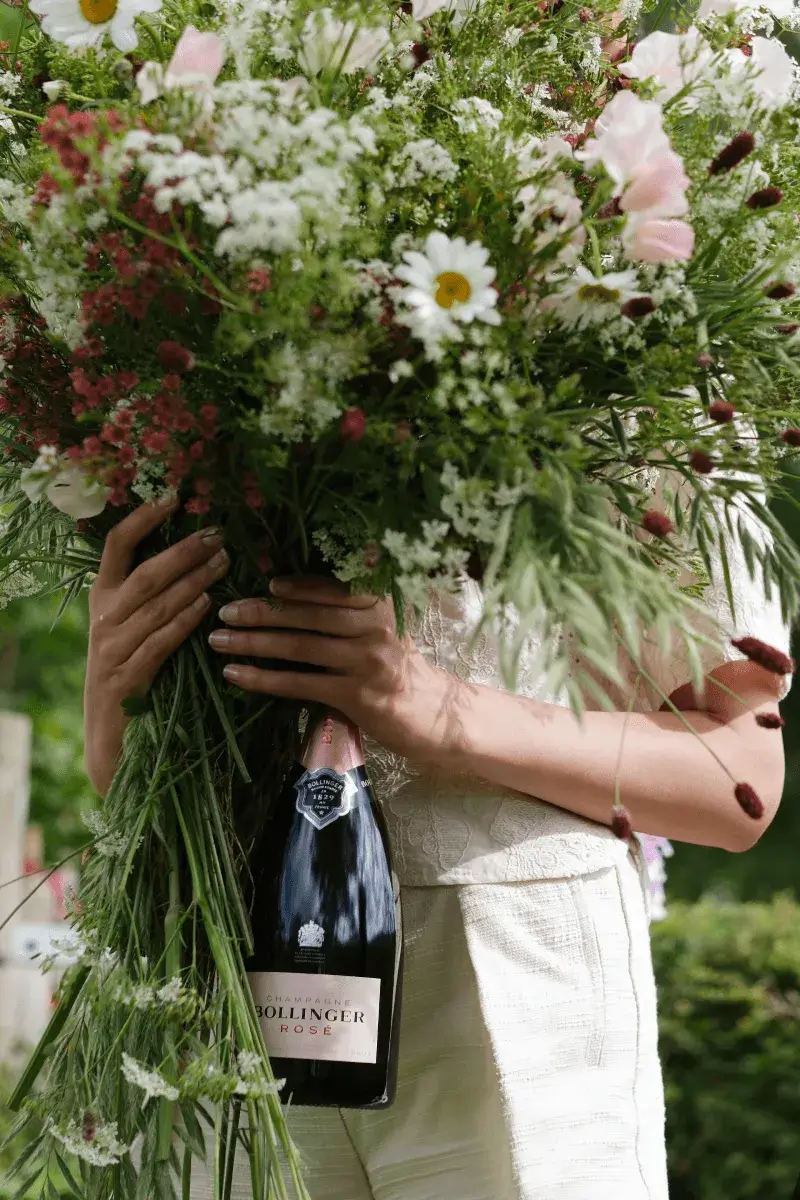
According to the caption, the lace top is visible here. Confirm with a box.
[366,466,794,887]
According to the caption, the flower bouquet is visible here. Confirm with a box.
[0,0,799,1193]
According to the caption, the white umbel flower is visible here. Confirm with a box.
[298,9,390,76]
[121,1053,180,1104]
[543,265,643,329]
[29,0,163,52]
[394,232,501,345]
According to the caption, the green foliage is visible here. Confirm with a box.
[0,590,94,862]
[652,895,800,1199]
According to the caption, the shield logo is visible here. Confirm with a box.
[295,767,357,831]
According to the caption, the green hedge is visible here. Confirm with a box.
[652,894,800,1199]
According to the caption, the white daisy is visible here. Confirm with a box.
[30,0,163,53]
[393,232,501,346]
[542,265,643,329]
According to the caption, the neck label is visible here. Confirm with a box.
[295,767,357,830]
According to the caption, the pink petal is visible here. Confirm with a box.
[621,151,690,216]
[628,219,695,263]
[168,25,225,84]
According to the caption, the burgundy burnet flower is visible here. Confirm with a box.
[734,781,763,820]
[765,281,796,300]
[747,186,783,210]
[708,399,735,423]
[689,449,715,474]
[642,509,674,538]
[708,132,755,175]
[611,805,633,840]
[755,712,785,729]
[340,407,366,443]
[621,296,656,320]
[731,636,796,678]
[781,428,800,447]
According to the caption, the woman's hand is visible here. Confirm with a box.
[85,498,230,796]
[208,576,452,762]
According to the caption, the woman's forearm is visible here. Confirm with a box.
[418,673,786,853]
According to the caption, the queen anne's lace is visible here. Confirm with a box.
[367,464,793,887]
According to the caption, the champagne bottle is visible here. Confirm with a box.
[247,710,403,1108]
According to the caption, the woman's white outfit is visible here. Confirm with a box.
[195,468,793,1200]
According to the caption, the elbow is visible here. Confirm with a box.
[723,792,782,853]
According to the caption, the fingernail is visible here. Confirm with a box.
[208,629,231,648]
[194,592,211,611]
[200,526,222,542]
[219,602,240,622]
[270,577,291,596]
[223,665,245,682]
[158,490,178,508]
[208,550,229,572]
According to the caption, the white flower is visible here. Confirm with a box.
[575,91,670,188]
[543,265,644,329]
[726,36,796,107]
[394,232,501,346]
[46,464,110,518]
[42,79,67,100]
[298,9,390,76]
[30,0,163,52]
[698,0,795,17]
[50,1118,131,1167]
[121,1054,179,1104]
[19,444,60,503]
[618,28,714,102]
[412,0,482,16]
[390,138,459,188]
[452,96,503,133]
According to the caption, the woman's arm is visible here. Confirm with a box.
[209,578,787,854]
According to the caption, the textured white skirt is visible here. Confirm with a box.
[193,846,668,1200]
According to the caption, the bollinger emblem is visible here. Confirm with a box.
[298,921,325,949]
[294,767,357,831]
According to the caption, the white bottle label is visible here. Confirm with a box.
[248,971,381,1064]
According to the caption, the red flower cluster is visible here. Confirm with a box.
[39,106,125,189]
[0,298,72,449]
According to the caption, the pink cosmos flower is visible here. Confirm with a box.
[620,151,691,220]
[137,25,224,105]
[625,219,695,263]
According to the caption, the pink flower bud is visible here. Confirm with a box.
[620,151,690,218]
[626,219,695,263]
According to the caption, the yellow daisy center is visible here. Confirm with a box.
[79,0,118,25]
[434,271,472,309]
[577,283,620,304]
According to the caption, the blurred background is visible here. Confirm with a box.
[0,465,799,1199]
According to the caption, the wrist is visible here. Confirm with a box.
[394,656,470,770]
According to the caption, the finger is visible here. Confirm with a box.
[218,597,368,636]
[110,529,225,623]
[208,628,358,671]
[270,576,379,610]
[95,495,180,590]
[125,593,213,690]
[222,663,338,704]
[115,549,230,659]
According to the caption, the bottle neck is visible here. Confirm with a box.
[300,709,365,774]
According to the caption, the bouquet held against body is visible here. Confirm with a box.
[0,0,799,1192]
